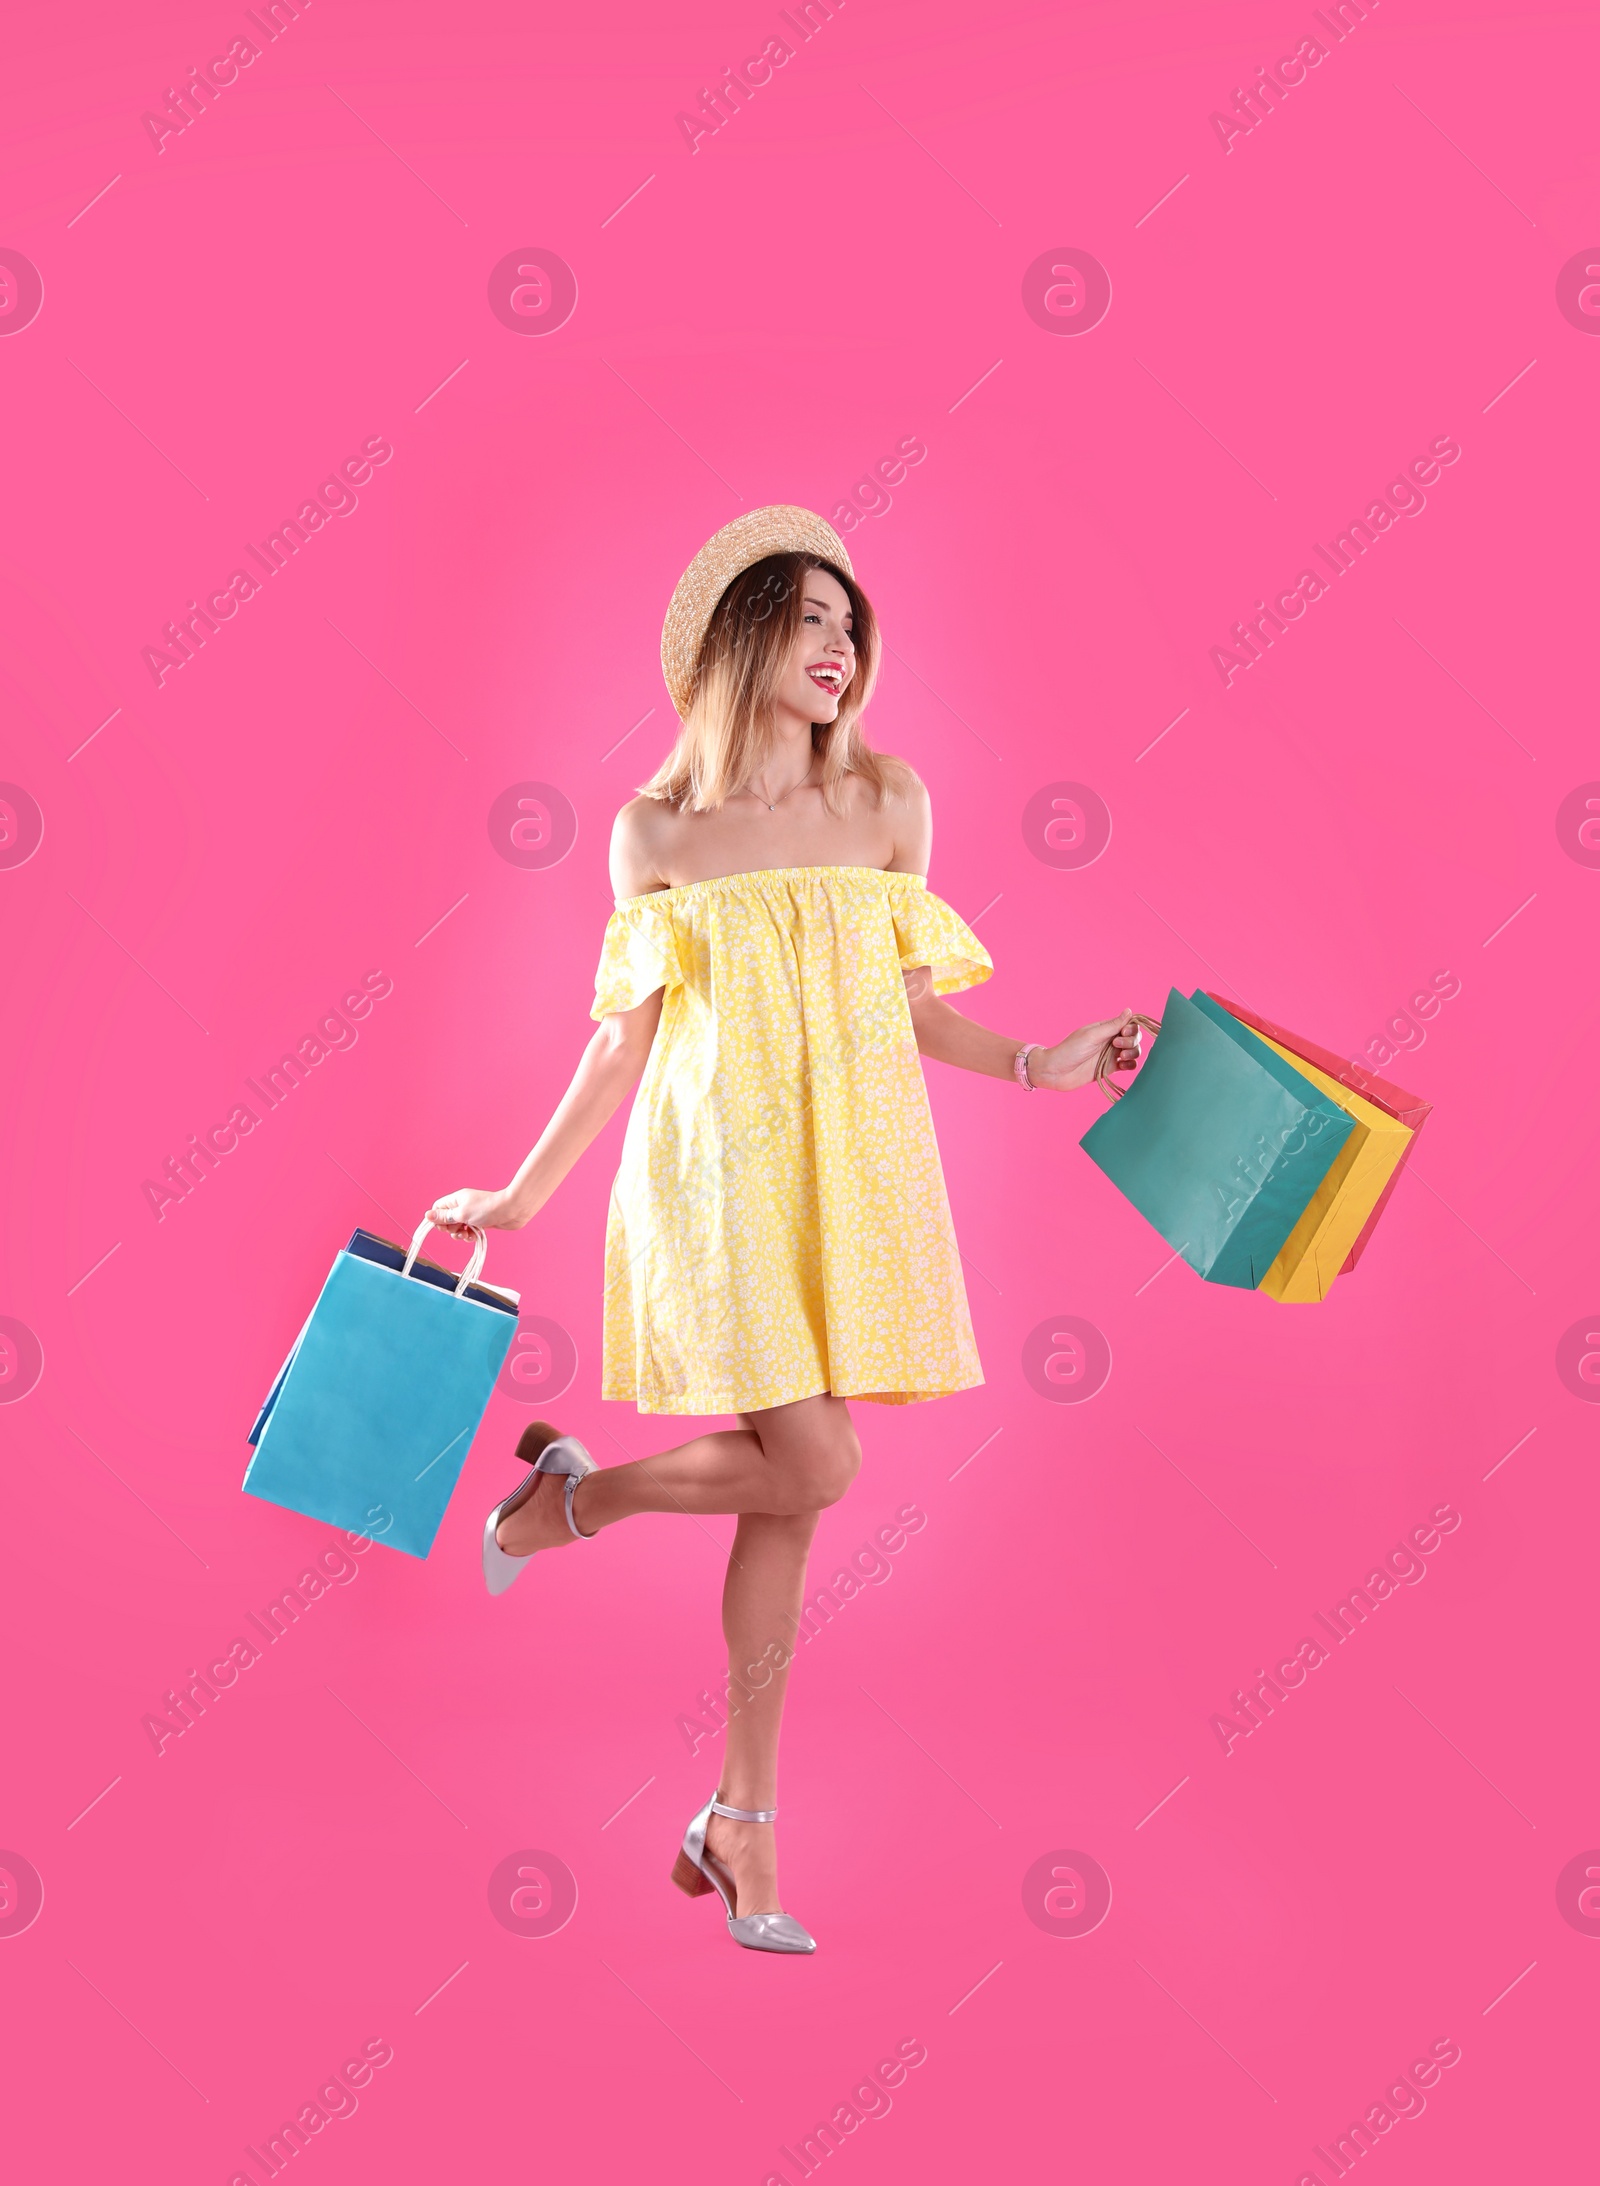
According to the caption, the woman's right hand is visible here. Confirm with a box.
[426,1187,526,1239]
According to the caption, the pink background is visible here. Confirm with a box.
[2,1,1595,2178]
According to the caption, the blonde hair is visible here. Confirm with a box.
[639,553,916,814]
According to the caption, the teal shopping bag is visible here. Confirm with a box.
[1079,987,1355,1287]
[243,1220,518,1557]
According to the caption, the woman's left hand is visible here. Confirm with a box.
[1032,1009,1143,1093]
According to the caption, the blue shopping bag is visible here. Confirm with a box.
[1079,987,1356,1288]
[244,1219,519,1558]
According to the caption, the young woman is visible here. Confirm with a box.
[428,507,1140,1954]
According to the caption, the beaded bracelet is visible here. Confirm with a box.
[1014,1042,1042,1091]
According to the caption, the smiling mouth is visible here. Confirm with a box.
[806,664,844,695]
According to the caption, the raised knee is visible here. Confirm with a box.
[801,1429,862,1510]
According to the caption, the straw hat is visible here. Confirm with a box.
[660,505,854,719]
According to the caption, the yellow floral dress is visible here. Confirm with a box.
[590,864,994,1415]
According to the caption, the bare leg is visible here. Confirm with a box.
[704,1399,859,1917]
[494,1393,861,1920]
[496,1392,859,1552]
[703,1508,818,1916]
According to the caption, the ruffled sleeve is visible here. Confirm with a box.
[889,875,994,996]
[591,896,683,1018]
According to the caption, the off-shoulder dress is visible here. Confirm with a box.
[590,864,993,1415]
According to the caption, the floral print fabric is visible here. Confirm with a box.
[591,865,993,1415]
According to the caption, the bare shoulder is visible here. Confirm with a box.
[609,794,678,898]
[869,757,931,874]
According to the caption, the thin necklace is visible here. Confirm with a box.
[747,767,815,813]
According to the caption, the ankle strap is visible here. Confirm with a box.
[711,1797,776,1823]
[564,1472,593,1540]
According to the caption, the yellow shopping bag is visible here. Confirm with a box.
[1252,1038,1414,1302]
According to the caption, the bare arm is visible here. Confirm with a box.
[428,996,663,1238]
[894,777,1142,1092]
[427,799,672,1238]
[903,968,1140,1092]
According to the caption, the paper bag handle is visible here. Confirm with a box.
[1094,1013,1162,1103]
[401,1215,488,1294]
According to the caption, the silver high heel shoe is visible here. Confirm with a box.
[671,1792,817,1954]
[481,1420,596,1595]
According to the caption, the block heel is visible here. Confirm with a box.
[673,1792,817,1953]
[670,1849,716,1897]
[481,1428,596,1595]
